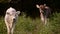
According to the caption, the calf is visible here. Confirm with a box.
[4,7,20,34]
[36,4,51,25]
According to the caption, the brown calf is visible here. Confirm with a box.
[36,4,51,25]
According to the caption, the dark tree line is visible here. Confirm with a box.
[0,0,60,18]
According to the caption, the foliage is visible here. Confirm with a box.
[0,0,9,3]
[0,12,60,34]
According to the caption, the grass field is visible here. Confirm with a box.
[0,12,60,34]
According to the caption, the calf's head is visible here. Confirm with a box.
[6,7,20,22]
[36,4,45,10]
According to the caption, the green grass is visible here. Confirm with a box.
[0,12,60,34]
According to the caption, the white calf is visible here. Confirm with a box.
[4,7,20,34]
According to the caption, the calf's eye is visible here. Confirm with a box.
[6,12,10,15]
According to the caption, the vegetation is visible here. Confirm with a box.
[0,0,9,3]
[0,12,60,34]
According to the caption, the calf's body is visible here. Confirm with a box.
[36,4,51,25]
[4,7,20,34]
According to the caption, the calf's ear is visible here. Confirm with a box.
[36,4,40,8]
[17,11,20,15]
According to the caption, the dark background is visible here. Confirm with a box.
[0,0,60,18]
